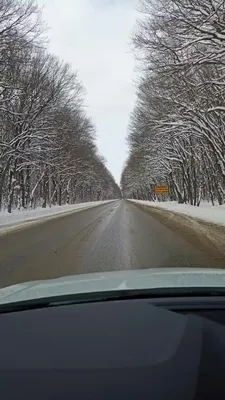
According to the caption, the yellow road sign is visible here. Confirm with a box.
[155,185,169,194]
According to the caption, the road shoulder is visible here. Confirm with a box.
[130,201,225,267]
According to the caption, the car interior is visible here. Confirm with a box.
[0,292,225,399]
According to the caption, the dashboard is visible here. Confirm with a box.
[0,296,225,399]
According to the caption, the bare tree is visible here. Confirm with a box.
[122,0,225,206]
[0,0,120,212]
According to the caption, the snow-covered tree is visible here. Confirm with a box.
[122,0,225,205]
[0,0,120,212]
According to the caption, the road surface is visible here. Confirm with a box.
[0,200,223,288]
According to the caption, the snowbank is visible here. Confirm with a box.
[129,200,225,227]
[0,200,115,233]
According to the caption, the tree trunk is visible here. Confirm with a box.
[7,170,14,214]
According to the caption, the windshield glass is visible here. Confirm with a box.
[0,0,225,303]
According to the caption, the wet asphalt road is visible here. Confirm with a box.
[0,200,220,288]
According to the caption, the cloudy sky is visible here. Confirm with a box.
[37,0,139,184]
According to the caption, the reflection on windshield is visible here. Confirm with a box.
[0,0,225,298]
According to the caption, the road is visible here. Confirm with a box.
[0,200,223,288]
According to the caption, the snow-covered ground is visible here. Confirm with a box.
[129,199,225,227]
[0,200,115,233]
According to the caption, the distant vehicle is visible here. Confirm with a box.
[0,268,225,400]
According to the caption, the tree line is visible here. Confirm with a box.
[0,0,120,213]
[121,0,225,206]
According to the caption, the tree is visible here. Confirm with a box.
[121,0,225,206]
[0,0,121,212]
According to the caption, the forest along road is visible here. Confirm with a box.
[0,199,224,289]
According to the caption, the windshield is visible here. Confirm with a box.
[0,0,225,302]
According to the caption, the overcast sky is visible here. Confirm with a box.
[37,0,139,184]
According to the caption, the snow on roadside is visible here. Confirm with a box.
[0,200,115,232]
[129,199,225,227]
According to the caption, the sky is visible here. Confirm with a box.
[37,0,139,184]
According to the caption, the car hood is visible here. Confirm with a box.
[1,268,225,304]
